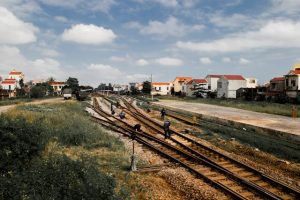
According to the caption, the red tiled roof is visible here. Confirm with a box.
[222,75,245,80]
[187,79,207,84]
[152,82,170,86]
[292,70,300,75]
[175,77,193,82]
[206,75,222,78]
[9,71,22,75]
[271,77,285,82]
[4,78,16,81]
[49,81,65,85]
[1,80,16,84]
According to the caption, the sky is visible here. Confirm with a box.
[0,0,300,86]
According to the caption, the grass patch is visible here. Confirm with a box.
[0,101,142,199]
[0,98,32,106]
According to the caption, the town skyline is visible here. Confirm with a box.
[1,0,300,87]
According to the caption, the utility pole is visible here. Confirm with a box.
[151,74,153,101]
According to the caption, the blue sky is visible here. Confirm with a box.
[0,0,300,86]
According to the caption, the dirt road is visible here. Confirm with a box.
[153,100,300,136]
[0,98,63,114]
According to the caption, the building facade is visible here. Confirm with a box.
[246,78,258,88]
[172,77,193,93]
[205,75,222,92]
[49,81,65,95]
[185,79,208,97]
[151,82,172,95]
[217,75,246,98]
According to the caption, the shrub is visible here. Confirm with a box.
[0,116,47,173]
[0,155,117,200]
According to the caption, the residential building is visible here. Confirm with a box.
[284,63,300,100]
[269,77,285,93]
[8,69,24,82]
[1,79,17,91]
[246,78,258,88]
[185,79,208,97]
[113,84,128,92]
[205,75,222,92]
[151,82,172,95]
[217,75,246,98]
[49,81,65,95]
[172,77,193,94]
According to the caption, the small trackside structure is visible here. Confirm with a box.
[151,82,172,96]
[217,75,246,98]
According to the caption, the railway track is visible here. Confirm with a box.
[91,96,300,200]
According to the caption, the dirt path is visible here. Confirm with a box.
[0,98,63,113]
[153,100,300,136]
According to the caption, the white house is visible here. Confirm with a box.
[151,82,172,95]
[113,84,128,92]
[172,77,193,93]
[1,79,17,91]
[246,78,258,88]
[185,79,208,97]
[49,81,65,95]
[205,75,222,92]
[8,69,24,82]
[217,75,246,98]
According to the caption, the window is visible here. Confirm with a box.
[217,82,222,89]
[159,87,161,90]
[208,85,211,90]
[292,80,296,87]
[167,87,169,90]
[286,79,289,87]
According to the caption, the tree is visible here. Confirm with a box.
[48,77,55,82]
[63,77,80,93]
[30,85,47,98]
[142,81,151,94]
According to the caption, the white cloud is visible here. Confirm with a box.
[0,7,38,45]
[156,57,182,66]
[209,13,251,29]
[177,20,300,52]
[270,0,300,14]
[110,56,128,62]
[87,64,123,79]
[0,0,43,18]
[0,45,64,80]
[222,57,232,63]
[54,16,68,23]
[140,16,204,37]
[155,0,178,7]
[125,74,149,82]
[39,0,116,13]
[239,58,250,64]
[62,24,116,45]
[41,49,60,57]
[200,57,212,64]
[136,59,149,66]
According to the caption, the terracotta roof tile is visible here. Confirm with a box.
[152,82,170,86]
[222,75,245,80]
[271,77,285,82]
[187,79,207,84]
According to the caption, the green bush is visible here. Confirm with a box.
[0,116,47,173]
[0,155,117,200]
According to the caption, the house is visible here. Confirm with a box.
[151,82,172,95]
[269,77,285,93]
[246,78,258,88]
[8,69,24,82]
[113,84,128,93]
[0,79,17,97]
[49,81,65,95]
[217,75,246,98]
[185,79,208,97]
[172,77,193,94]
[285,63,300,100]
[205,75,222,92]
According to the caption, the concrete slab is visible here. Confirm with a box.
[153,100,300,137]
